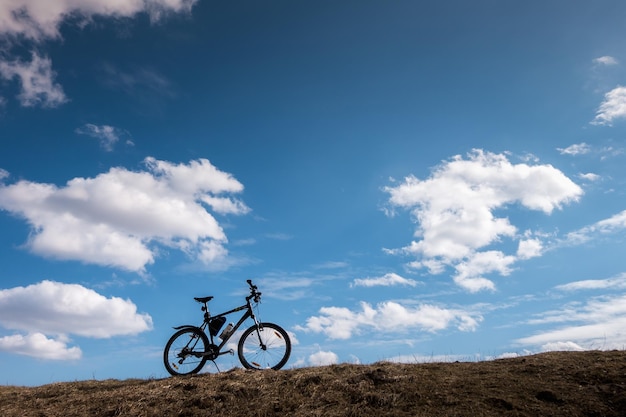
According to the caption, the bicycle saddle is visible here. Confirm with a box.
[194,296,214,303]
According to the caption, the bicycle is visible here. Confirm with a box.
[163,280,291,375]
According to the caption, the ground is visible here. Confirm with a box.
[1,351,625,416]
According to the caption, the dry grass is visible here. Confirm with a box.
[1,350,625,416]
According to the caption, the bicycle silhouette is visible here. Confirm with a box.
[164,280,291,375]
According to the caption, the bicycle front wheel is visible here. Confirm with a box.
[238,322,291,370]
[163,327,209,376]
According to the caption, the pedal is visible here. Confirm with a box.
[227,349,234,356]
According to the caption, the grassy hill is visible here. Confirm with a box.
[1,350,625,416]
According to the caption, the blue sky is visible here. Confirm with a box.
[2,0,626,386]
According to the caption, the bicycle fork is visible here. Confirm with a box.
[248,308,268,350]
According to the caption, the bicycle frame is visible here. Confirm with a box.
[174,296,260,357]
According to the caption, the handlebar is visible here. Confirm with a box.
[246,279,261,303]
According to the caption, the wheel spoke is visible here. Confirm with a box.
[163,328,208,376]
[238,323,291,370]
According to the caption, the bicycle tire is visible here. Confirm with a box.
[163,327,209,376]
[237,322,291,370]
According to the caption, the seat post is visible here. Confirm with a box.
[202,302,210,321]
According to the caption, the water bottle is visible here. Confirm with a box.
[219,323,234,340]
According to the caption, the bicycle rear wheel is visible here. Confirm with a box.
[164,327,209,376]
[238,322,291,370]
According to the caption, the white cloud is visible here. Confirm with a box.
[0,333,82,360]
[0,157,249,272]
[351,272,419,288]
[0,168,8,181]
[592,86,626,126]
[0,280,152,337]
[254,276,315,301]
[578,173,601,181]
[0,0,198,41]
[565,210,626,245]
[309,350,339,366]
[0,52,67,107]
[599,146,625,158]
[453,251,515,292]
[0,1,197,108]
[0,280,152,360]
[298,301,482,340]
[540,341,585,352]
[557,143,623,160]
[314,261,349,269]
[197,240,229,264]
[385,150,582,291]
[201,195,251,215]
[517,238,543,260]
[589,210,626,230]
[555,273,626,291]
[516,293,626,350]
[75,124,129,151]
[593,56,619,66]
[145,156,245,196]
[557,143,591,156]
[386,353,475,364]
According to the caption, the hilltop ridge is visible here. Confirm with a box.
[1,350,625,416]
